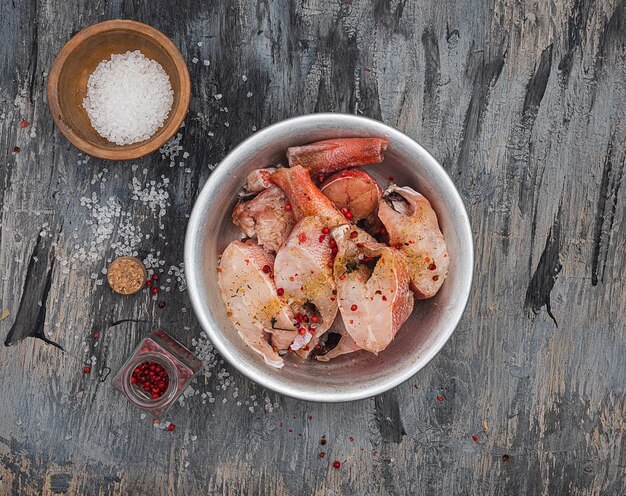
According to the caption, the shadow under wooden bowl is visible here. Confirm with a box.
[47,19,190,161]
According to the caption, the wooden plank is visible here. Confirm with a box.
[0,0,624,494]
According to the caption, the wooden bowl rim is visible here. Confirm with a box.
[47,19,191,161]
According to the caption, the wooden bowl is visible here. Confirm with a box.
[48,20,190,160]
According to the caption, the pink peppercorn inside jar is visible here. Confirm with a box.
[112,328,202,419]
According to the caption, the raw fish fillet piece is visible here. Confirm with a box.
[266,328,297,351]
[332,225,414,354]
[218,240,295,368]
[245,168,276,193]
[232,186,296,252]
[316,331,361,362]
[320,168,382,226]
[270,165,346,227]
[286,138,389,175]
[378,185,449,299]
[274,216,338,357]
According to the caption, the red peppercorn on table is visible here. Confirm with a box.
[1,1,625,495]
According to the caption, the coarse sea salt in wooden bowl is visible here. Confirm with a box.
[48,19,190,161]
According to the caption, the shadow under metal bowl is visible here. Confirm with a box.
[185,114,473,402]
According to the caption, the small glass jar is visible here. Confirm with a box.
[112,328,202,419]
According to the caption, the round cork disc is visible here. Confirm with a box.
[107,256,147,295]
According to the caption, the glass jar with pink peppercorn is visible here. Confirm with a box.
[112,328,202,419]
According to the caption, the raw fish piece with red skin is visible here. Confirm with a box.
[245,167,276,193]
[232,186,296,252]
[320,168,381,226]
[218,240,295,368]
[274,216,338,357]
[286,138,389,175]
[332,225,414,354]
[270,166,346,227]
[378,185,449,299]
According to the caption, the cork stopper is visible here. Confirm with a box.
[107,256,147,295]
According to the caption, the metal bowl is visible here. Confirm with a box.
[185,114,473,402]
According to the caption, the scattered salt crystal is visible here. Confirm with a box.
[214,94,222,100]
[242,75,248,81]
[203,60,210,66]
[197,41,203,46]
[192,57,199,64]
[83,50,173,145]
[247,92,253,97]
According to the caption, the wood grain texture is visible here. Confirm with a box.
[1,0,625,494]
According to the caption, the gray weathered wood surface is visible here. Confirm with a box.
[1,0,625,494]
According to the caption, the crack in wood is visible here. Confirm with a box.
[525,200,563,327]
[591,140,623,286]
[4,233,63,350]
